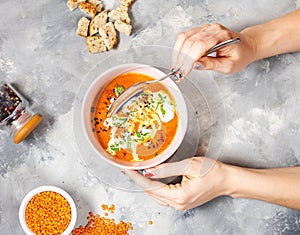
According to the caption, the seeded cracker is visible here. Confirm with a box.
[79,2,98,18]
[119,0,135,7]
[89,10,108,36]
[114,20,132,36]
[98,22,117,50]
[77,17,90,37]
[67,0,85,11]
[67,0,134,53]
[108,5,131,24]
[86,36,107,53]
[87,0,103,12]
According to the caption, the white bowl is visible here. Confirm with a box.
[82,63,188,169]
[19,186,77,235]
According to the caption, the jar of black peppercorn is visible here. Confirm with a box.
[0,82,43,144]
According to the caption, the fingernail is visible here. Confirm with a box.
[144,173,154,178]
[143,170,154,178]
[171,67,184,82]
[194,62,204,70]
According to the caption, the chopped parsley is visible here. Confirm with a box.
[110,144,120,152]
[160,104,166,115]
[112,116,128,126]
[114,84,125,97]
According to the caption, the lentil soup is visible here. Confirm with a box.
[93,72,178,162]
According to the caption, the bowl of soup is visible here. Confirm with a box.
[82,63,187,169]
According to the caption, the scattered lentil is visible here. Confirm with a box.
[72,204,133,235]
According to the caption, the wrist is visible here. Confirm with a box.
[240,21,289,62]
[220,163,244,198]
[239,26,260,62]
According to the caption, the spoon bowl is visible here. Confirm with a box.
[106,68,181,117]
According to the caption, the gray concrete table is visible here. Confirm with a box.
[1,0,300,234]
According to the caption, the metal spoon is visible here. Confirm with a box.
[106,38,241,117]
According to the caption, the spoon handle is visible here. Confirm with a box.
[156,67,181,82]
[204,38,241,56]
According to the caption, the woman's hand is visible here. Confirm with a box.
[123,157,232,210]
[173,9,300,77]
[124,156,300,210]
[172,23,257,76]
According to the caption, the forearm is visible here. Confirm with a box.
[225,165,300,210]
[241,9,300,62]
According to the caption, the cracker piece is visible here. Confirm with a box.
[119,0,135,7]
[67,0,86,11]
[76,17,90,37]
[114,20,132,36]
[108,5,130,24]
[86,36,107,53]
[89,10,108,36]
[79,2,98,18]
[98,22,117,51]
[87,0,102,12]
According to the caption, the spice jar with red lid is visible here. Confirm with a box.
[0,82,43,144]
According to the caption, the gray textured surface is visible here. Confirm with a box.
[1,0,300,234]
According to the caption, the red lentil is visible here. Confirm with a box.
[72,204,133,235]
[25,191,71,235]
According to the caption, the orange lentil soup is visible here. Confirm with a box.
[92,72,178,162]
[25,191,71,235]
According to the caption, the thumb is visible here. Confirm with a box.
[143,158,194,179]
[194,56,234,74]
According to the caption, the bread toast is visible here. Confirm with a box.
[98,22,117,51]
[86,36,107,53]
[77,17,90,37]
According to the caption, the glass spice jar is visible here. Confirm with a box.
[0,82,43,144]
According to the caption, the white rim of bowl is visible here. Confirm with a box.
[19,186,77,235]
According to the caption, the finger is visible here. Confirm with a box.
[179,27,231,66]
[124,169,185,202]
[194,56,235,74]
[143,158,194,179]
[123,169,167,192]
[172,25,210,68]
[178,35,224,76]
[149,194,171,206]
[177,24,234,75]
[176,34,217,76]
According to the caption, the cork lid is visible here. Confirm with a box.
[13,114,43,144]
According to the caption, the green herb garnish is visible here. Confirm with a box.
[112,116,128,126]
[160,104,166,115]
[114,84,125,97]
[110,144,120,152]
[136,131,141,138]
[134,131,145,142]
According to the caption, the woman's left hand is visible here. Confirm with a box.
[123,157,232,210]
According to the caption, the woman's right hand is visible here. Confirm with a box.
[172,23,257,76]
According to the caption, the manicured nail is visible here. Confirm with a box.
[143,170,154,178]
[193,62,204,70]
[144,173,154,178]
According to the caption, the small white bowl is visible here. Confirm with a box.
[19,186,77,235]
[82,63,188,169]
